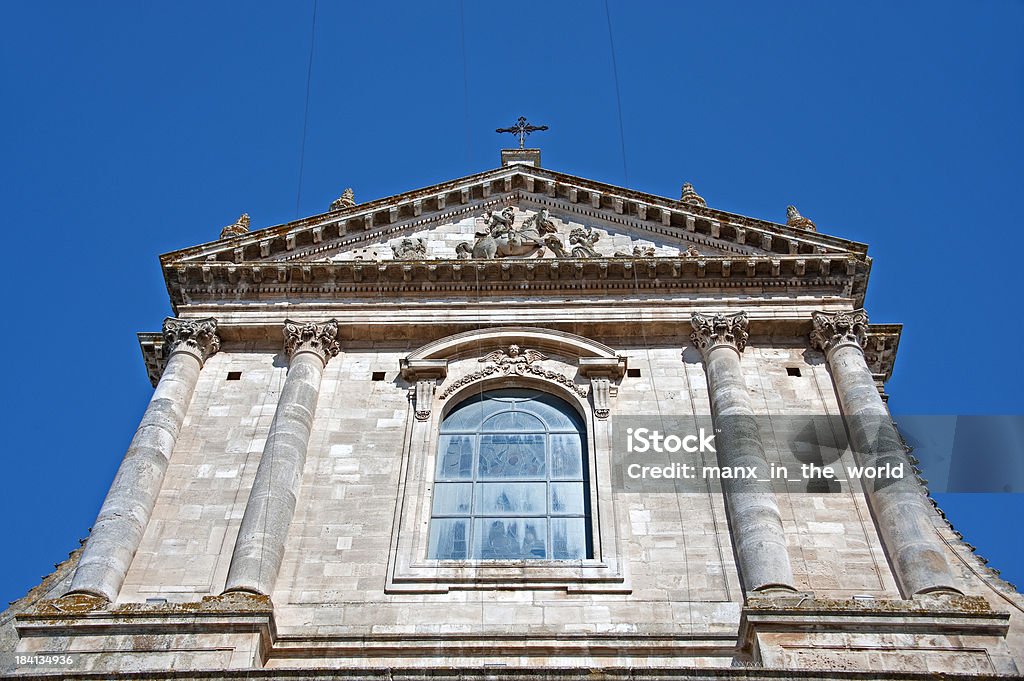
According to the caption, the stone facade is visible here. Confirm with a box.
[2,161,1022,679]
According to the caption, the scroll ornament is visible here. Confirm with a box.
[439,345,587,399]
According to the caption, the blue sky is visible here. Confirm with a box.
[1,2,1021,607]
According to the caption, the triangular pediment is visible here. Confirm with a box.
[159,166,872,310]
[162,166,867,266]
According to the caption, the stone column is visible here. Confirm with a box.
[690,312,797,593]
[68,318,220,602]
[223,320,340,595]
[811,310,961,596]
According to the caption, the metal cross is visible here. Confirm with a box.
[496,116,549,149]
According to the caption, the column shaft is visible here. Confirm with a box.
[69,318,219,602]
[813,310,960,596]
[224,320,339,595]
[692,313,796,593]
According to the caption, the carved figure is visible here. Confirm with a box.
[480,344,548,367]
[786,205,817,232]
[219,213,250,239]
[683,245,701,257]
[391,237,427,260]
[544,234,569,257]
[569,227,601,258]
[456,207,548,259]
[521,208,558,235]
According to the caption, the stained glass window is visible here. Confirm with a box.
[428,389,591,561]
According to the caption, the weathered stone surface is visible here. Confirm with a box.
[223,321,340,596]
[8,166,1022,676]
[690,312,796,594]
[811,310,961,597]
[67,318,219,603]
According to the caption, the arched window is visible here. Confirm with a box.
[428,389,591,561]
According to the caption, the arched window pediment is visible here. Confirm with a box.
[401,327,626,423]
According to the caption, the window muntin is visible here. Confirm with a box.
[428,389,591,561]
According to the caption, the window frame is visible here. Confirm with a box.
[428,388,593,562]
[385,372,629,594]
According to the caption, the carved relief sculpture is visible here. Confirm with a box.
[439,345,587,399]
[569,227,601,258]
[391,237,428,260]
[456,207,549,259]
[614,245,656,257]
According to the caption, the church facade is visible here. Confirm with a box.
[3,153,1022,678]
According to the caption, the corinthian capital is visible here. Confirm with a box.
[690,311,749,355]
[283,319,341,363]
[162,317,220,365]
[810,309,869,355]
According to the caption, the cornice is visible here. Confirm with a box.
[863,323,902,384]
[164,254,867,313]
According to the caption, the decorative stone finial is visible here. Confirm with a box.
[219,214,250,239]
[690,311,749,354]
[786,205,817,232]
[330,188,356,212]
[809,309,869,356]
[283,319,341,363]
[680,182,707,208]
[162,317,221,364]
